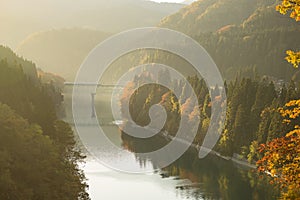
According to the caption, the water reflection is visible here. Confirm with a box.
[64,86,279,200]
[121,133,280,200]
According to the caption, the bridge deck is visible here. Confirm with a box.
[64,82,124,87]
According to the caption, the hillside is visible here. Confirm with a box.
[182,0,197,4]
[16,28,110,81]
[1,0,183,49]
[15,0,300,81]
[0,45,65,88]
[0,46,38,81]
[159,0,277,35]
[0,46,89,199]
[159,0,300,80]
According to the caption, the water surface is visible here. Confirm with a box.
[64,86,279,200]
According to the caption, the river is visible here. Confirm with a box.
[63,86,279,200]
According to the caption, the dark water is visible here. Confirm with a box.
[64,86,279,200]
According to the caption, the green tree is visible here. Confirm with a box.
[0,103,89,200]
[0,46,89,199]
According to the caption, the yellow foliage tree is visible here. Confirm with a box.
[286,50,300,68]
[257,2,300,198]
[257,100,300,199]
[276,0,300,21]
[276,0,300,68]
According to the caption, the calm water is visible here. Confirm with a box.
[64,86,279,200]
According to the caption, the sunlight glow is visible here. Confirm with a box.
[150,0,184,3]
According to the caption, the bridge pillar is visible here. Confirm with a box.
[91,93,96,118]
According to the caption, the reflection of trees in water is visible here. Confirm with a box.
[121,131,169,153]
[121,132,279,200]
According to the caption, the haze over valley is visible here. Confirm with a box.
[0,0,299,199]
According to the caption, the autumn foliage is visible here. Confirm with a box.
[286,50,300,69]
[276,0,300,68]
[276,0,300,21]
[257,2,300,198]
[257,100,300,199]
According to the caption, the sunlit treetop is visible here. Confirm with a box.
[279,99,300,122]
[285,50,300,68]
[276,0,300,68]
[276,0,300,21]
[257,100,300,199]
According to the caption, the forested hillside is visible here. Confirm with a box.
[120,69,300,162]
[0,46,38,81]
[159,0,300,80]
[16,1,300,82]
[159,0,284,35]
[0,45,89,199]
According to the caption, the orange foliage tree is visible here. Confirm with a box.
[257,100,300,198]
[257,2,300,198]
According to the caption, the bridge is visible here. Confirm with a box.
[64,82,124,88]
[64,82,124,119]
[64,118,123,127]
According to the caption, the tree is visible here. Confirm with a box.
[0,103,89,200]
[247,140,260,163]
[276,0,300,68]
[286,50,300,68]
[256,3,300,198]
[276,0,300,21]
[0,47,89,199]
[257,100,300,198]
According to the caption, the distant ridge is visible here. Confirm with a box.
[159,0,278,35]
[1,0,184,48]
[182,0,197,5]
[16,28,110,81]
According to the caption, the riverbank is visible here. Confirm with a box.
[159,130,257,169]
[121,121,257,169]
[68,117,277,199]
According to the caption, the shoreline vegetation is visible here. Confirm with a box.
[117,52,299,198]
[119,71,299,165]
[122,122,257,169]
[0,46,89,200]
[116,65,299,200]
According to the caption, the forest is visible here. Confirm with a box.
[119,1,300,197]
[0,45,89,199]
[1,0,299,199]
[120,64,300,198]
[120,70,298,155]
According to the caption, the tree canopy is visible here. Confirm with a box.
[276,0,300,21]
[0,46,89,199]
[256,2,300,198]
[276,0,300,68]
[257,100,300,198]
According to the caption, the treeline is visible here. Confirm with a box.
[217,78,299,160]
[159,0,300,81]
[120,70,300,162]
[121,133,279,200]
[195,27,299,80]
[0,46,89,199]
[104,21,299,86]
